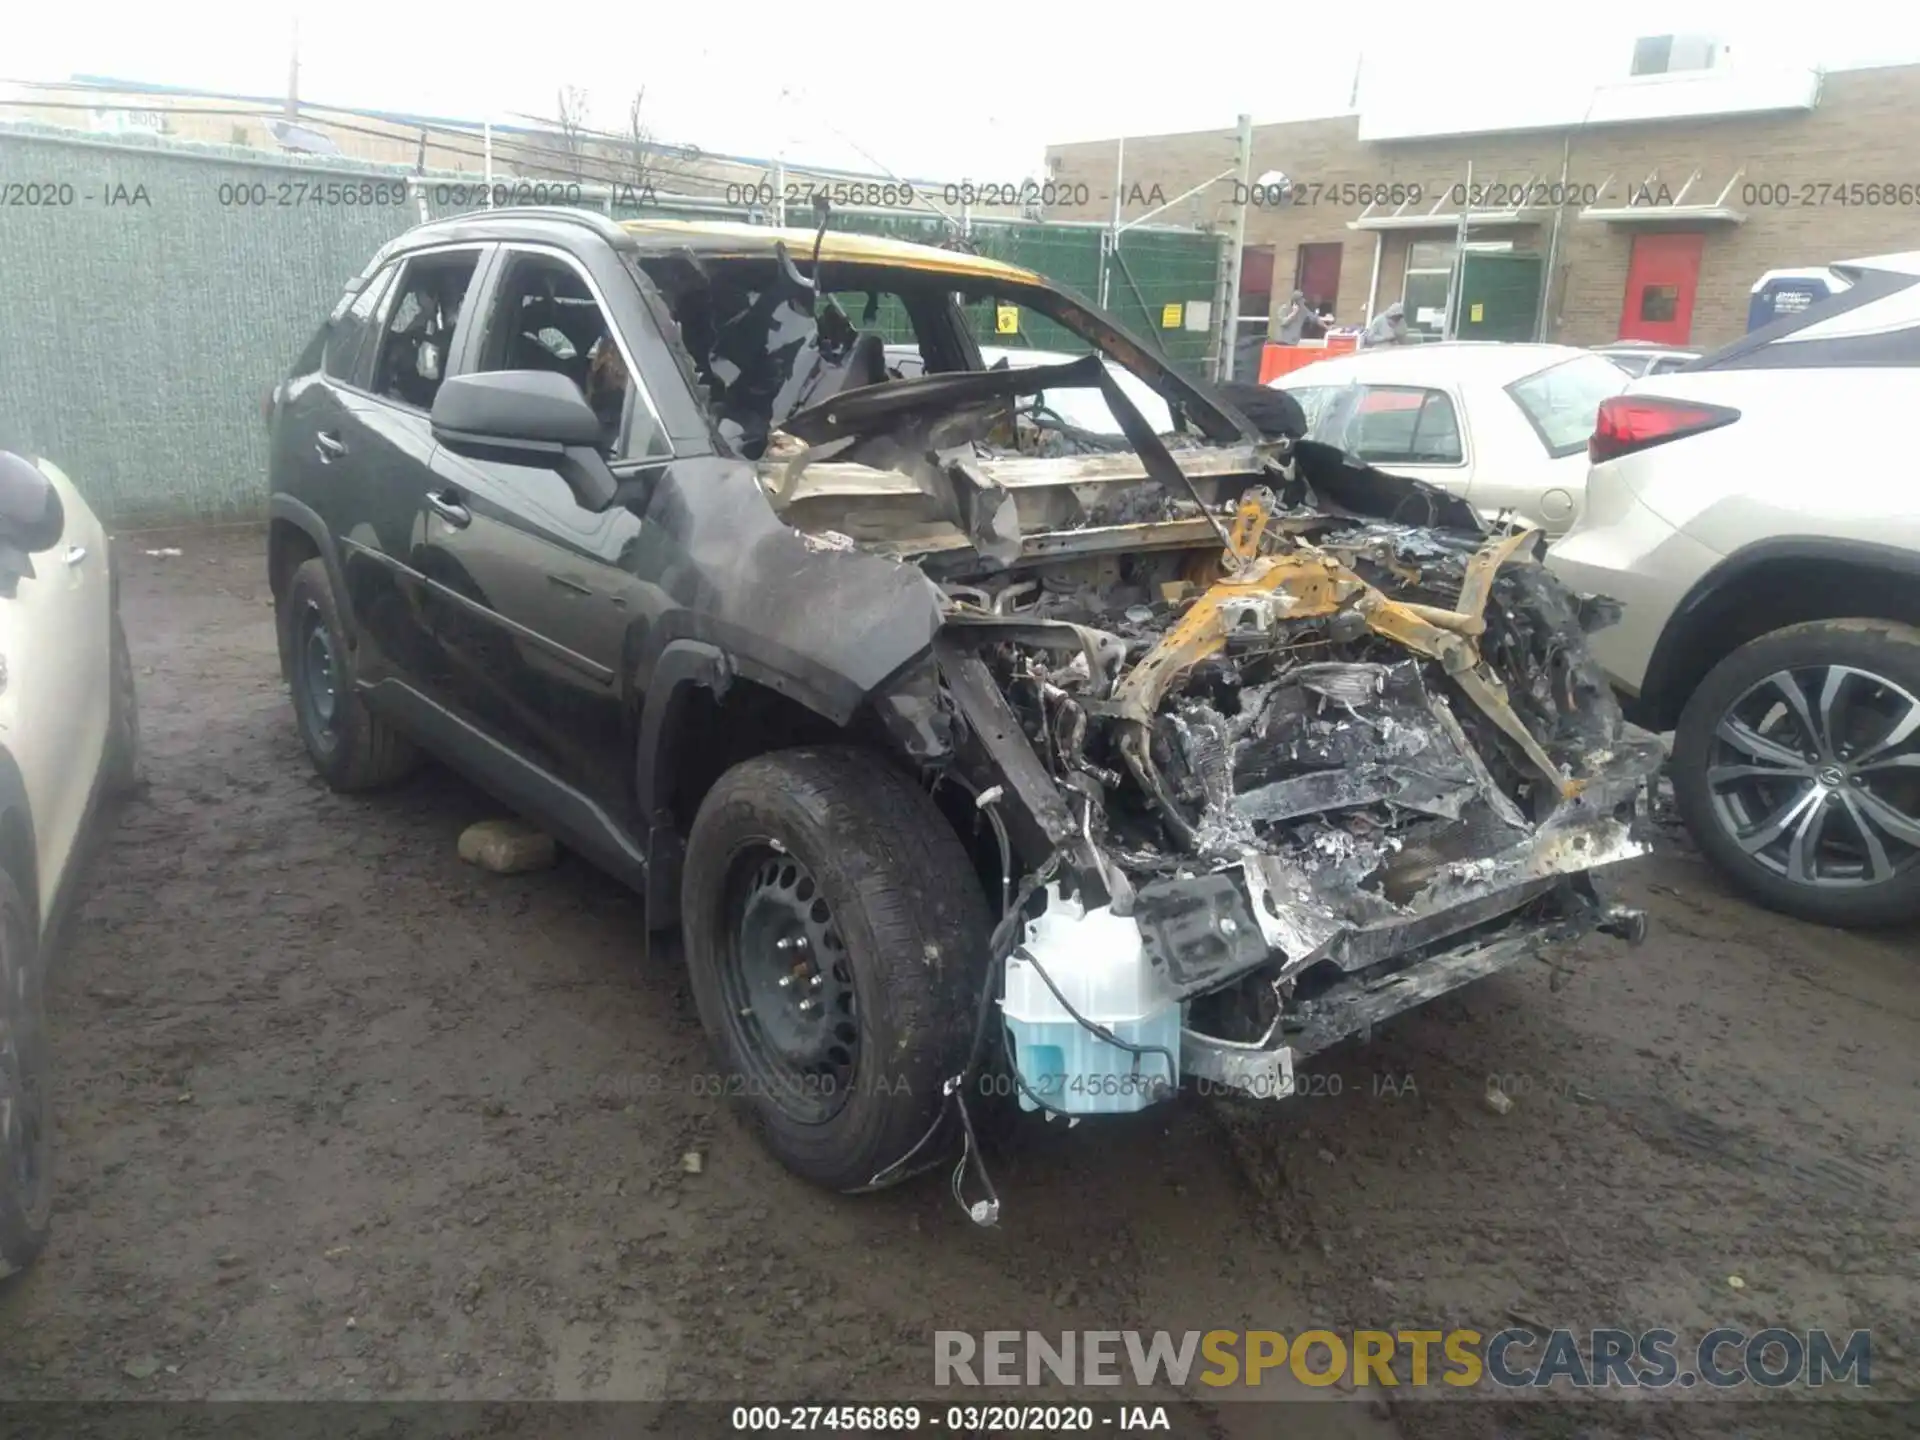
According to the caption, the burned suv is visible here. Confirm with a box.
[267,208,1656,1201]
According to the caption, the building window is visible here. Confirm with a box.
[1402,240,1458,338]
[1407,240,1457,272]
[1640,285,1680,323]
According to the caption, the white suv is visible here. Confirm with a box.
[1549,253,1920,927]
[0,453,140,1277]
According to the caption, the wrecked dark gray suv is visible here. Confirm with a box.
[266,208,1657,1204]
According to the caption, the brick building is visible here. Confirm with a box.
[1043,58,1920,354]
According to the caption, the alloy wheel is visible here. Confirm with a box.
[1706,664,1920,887]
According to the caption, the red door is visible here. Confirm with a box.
[1619,232,1704,344]
[1295,243,1344,312]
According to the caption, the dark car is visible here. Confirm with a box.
[267,209,1656,1202]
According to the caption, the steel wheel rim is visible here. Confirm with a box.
[717,845,858,1124]
[297,600,339,741]
[1706,664,1920,888]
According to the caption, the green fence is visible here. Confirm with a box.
[0,125,1223,524]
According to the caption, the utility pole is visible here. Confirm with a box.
[1441,160,1473,339]
[285,13,300,118]
[1219,113,1254,381]
[1100,137,1125,310]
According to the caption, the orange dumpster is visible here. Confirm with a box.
[1257,335,1357,384]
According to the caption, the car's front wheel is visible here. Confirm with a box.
[680,747,991,1193]
[0,866,51,1281]
[1673,619,1920,927]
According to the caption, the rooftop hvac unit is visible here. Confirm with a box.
[1631,35,1728,76]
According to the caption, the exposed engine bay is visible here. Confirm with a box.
[758,366,1658,1109]
[651,237,1658,1116]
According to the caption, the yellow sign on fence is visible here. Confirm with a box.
[995,304,1020,335]
[1162,302,1184,329]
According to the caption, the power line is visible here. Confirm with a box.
[0,94,738,195]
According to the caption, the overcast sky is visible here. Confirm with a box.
[10,1,1920,180]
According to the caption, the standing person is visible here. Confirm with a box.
[1360,300,1410,349]
[1276,289,1311,345]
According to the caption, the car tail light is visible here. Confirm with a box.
[1589,395,1740,464]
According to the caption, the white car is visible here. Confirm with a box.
[884,344,1176,437]
[1548,251,1920,927]
[1593,342,1702,378]
[1272,342,1630,535]
[0,452,139,1277]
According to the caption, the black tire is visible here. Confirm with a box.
[0,867,51,1281]
[1672,619,1920,928]
[681,746,992,1193]
[1215,381,1307,440]
[279,558,419,792]
[102,611,144,796]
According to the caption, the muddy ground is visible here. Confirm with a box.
[0,528,1912,1437]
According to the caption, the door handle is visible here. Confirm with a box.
[314,431,347,463]
[64,545,88,567]
[425,490,471,528]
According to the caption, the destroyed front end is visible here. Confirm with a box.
[665,239,1661,1117]
[781,434,1659,1116]
[935,502,1655,1110]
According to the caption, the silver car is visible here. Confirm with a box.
[1549,252,1920,927]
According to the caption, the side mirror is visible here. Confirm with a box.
[0,452,65,554]
[430,370,620,512]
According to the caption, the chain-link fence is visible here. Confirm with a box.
[0,123,1223,524]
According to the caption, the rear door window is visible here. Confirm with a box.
[1505,354,1629,457]
[1333,385,1464,465]
[370,249,484,411]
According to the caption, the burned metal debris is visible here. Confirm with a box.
[650,243,1657,1120]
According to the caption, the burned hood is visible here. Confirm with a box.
[766,366,1484,572]
[781,355,1117,446]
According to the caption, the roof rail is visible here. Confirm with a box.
[411,204,633,247]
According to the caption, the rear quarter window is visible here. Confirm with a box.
[1505,354,1629,458]
[322,263,398,387]
[1285,383,1347,433]
[1697,267,1920,370]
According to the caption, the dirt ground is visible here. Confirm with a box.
[0,527,1912,1437]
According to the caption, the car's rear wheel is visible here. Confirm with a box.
[280,558,419,792]
[102,612,143,796]
[680,746,991,1193]
[1673,620,1920,927]
[0,866,51,1281]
